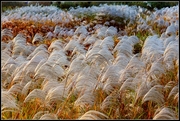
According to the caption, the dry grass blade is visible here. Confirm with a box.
[24,89,46,103]
[173,92,178,104]
[142,85,164,105]
[78,110,109,120]
[153,107,177,120]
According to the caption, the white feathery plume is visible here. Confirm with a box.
[11,34,27,57]
[2,56,16,68]
[24,89,46,103]
[96,26,108,39]
[32,33,44,44]
[142,85,164,105]
[45,31,54,40]
[100,92,119,111]
[128,35,140,45]
[67,54,86,75]
[100,65,120,83]
[164,81,176,92]
[1,48,11,63]
[163,40,178,70]
[8,83,23,96]
[34,58,48,74]
[48,39,64,52]
[98,46,114,63]
[21,81,37,97]
[11,69,24,85]
[64,39,78,52]
[103,78,120,95]
[48,49,66,63]
[119,77,135,92]
[78,110,108,120]
[153,107,177,120]
[39,113,58,120]
[168,85,178,100]
[74,90,95,109]
[100,36,114,50]
[163,35,176,49]
[42,80,61,94]
[77,33,87,44]
[141,35,164,63]
[74,71,98,93]
[1,28,13,40]
[45,83,68,104]
[27,44,48,60]
[12,43,27,58]
[85,45,101,60]
[87,46,113,66]
[165,23,177,36]
[83,34,97,45]
[33,111,49,120]
[12,33,26,44]
[11,61,28,85]
[74,25,88,36]
[125,54,145,75]
[53,25,61,35]
[51,62,65,78]
[2,91,19,111]
[23,50,49,76]
[117,54,144,86]
[54,56,70,68]
[147,59,166,80]
[1,41,7,50]
[134,79,152,105]
[14,54,27,66]
[105,26,117,36]
[34,60,64,81]
[113,41,133,59]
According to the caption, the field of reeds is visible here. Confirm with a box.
[1,2,179,120]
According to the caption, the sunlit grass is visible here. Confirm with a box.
[1,3,179,120]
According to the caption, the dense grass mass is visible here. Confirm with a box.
[1,2,179,120]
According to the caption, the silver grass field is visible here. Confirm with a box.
[1,3,179,120]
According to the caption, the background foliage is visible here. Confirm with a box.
[2,1,179,12]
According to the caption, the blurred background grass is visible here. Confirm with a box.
[2,1,179,12]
